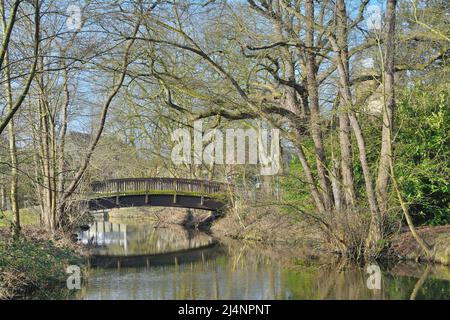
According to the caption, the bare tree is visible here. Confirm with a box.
[0,0,39,136]
[1,0,40,234]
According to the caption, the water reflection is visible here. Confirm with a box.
[79,221,128,248]
[77,215,450,300]
[79,219,215,256]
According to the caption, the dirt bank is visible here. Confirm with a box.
[389,225,450,265]
[107,207,211,228]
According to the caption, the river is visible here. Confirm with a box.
[75,214,450,300]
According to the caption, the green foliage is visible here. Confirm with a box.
[281,158,312,204]
[280,83,449,228]
[0,237,82,299]
[395,83,450,225]
[280,139,317,215]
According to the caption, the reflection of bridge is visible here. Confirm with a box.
[89,243,225,269]
[88,178,231,212]
[80,218,224,269]
[79,221,128,248]
[79,220,216,256]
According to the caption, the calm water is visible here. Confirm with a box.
[76,215,450,300]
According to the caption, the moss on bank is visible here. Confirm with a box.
[0,229,84,299]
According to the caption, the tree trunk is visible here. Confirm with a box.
[272,1,325,211]
[37,79,56,232]
[331,158,342,211]
[292,129,325,213]
[0,0,20,70]
[348,111,382,255]
[0,184,6,211]
[305,0,333,210]
[381,0,431,258]
[1,9,20,235]
[6,61,20,236]
[377,0,397,215]
[55,59,70,228]
[35,44,59,232]
[336,0,356,209]
[331,0,382,257]
[338,113,355,207]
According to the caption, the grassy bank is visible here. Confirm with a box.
[0,227,84,299]
[0,208,40,229]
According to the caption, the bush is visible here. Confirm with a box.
[395,83,450,226]
[0,236,82,299]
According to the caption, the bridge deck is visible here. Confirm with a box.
[88,178,231,211]
[91,177,228,196]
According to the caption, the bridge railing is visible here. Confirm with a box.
[90,178,230,196]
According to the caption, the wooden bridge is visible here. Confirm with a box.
[88,177,231,212]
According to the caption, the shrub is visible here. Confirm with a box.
[395,84,450,225]
[0,236,82,299]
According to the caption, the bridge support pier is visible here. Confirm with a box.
[198,209,225,231]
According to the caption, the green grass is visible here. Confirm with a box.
[0,208,40,228]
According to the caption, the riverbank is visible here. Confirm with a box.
[211,206,450,265]
[389,225,450,265]
[0,226,85,299]
[218,235,450,283]
[106,206,450,265]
